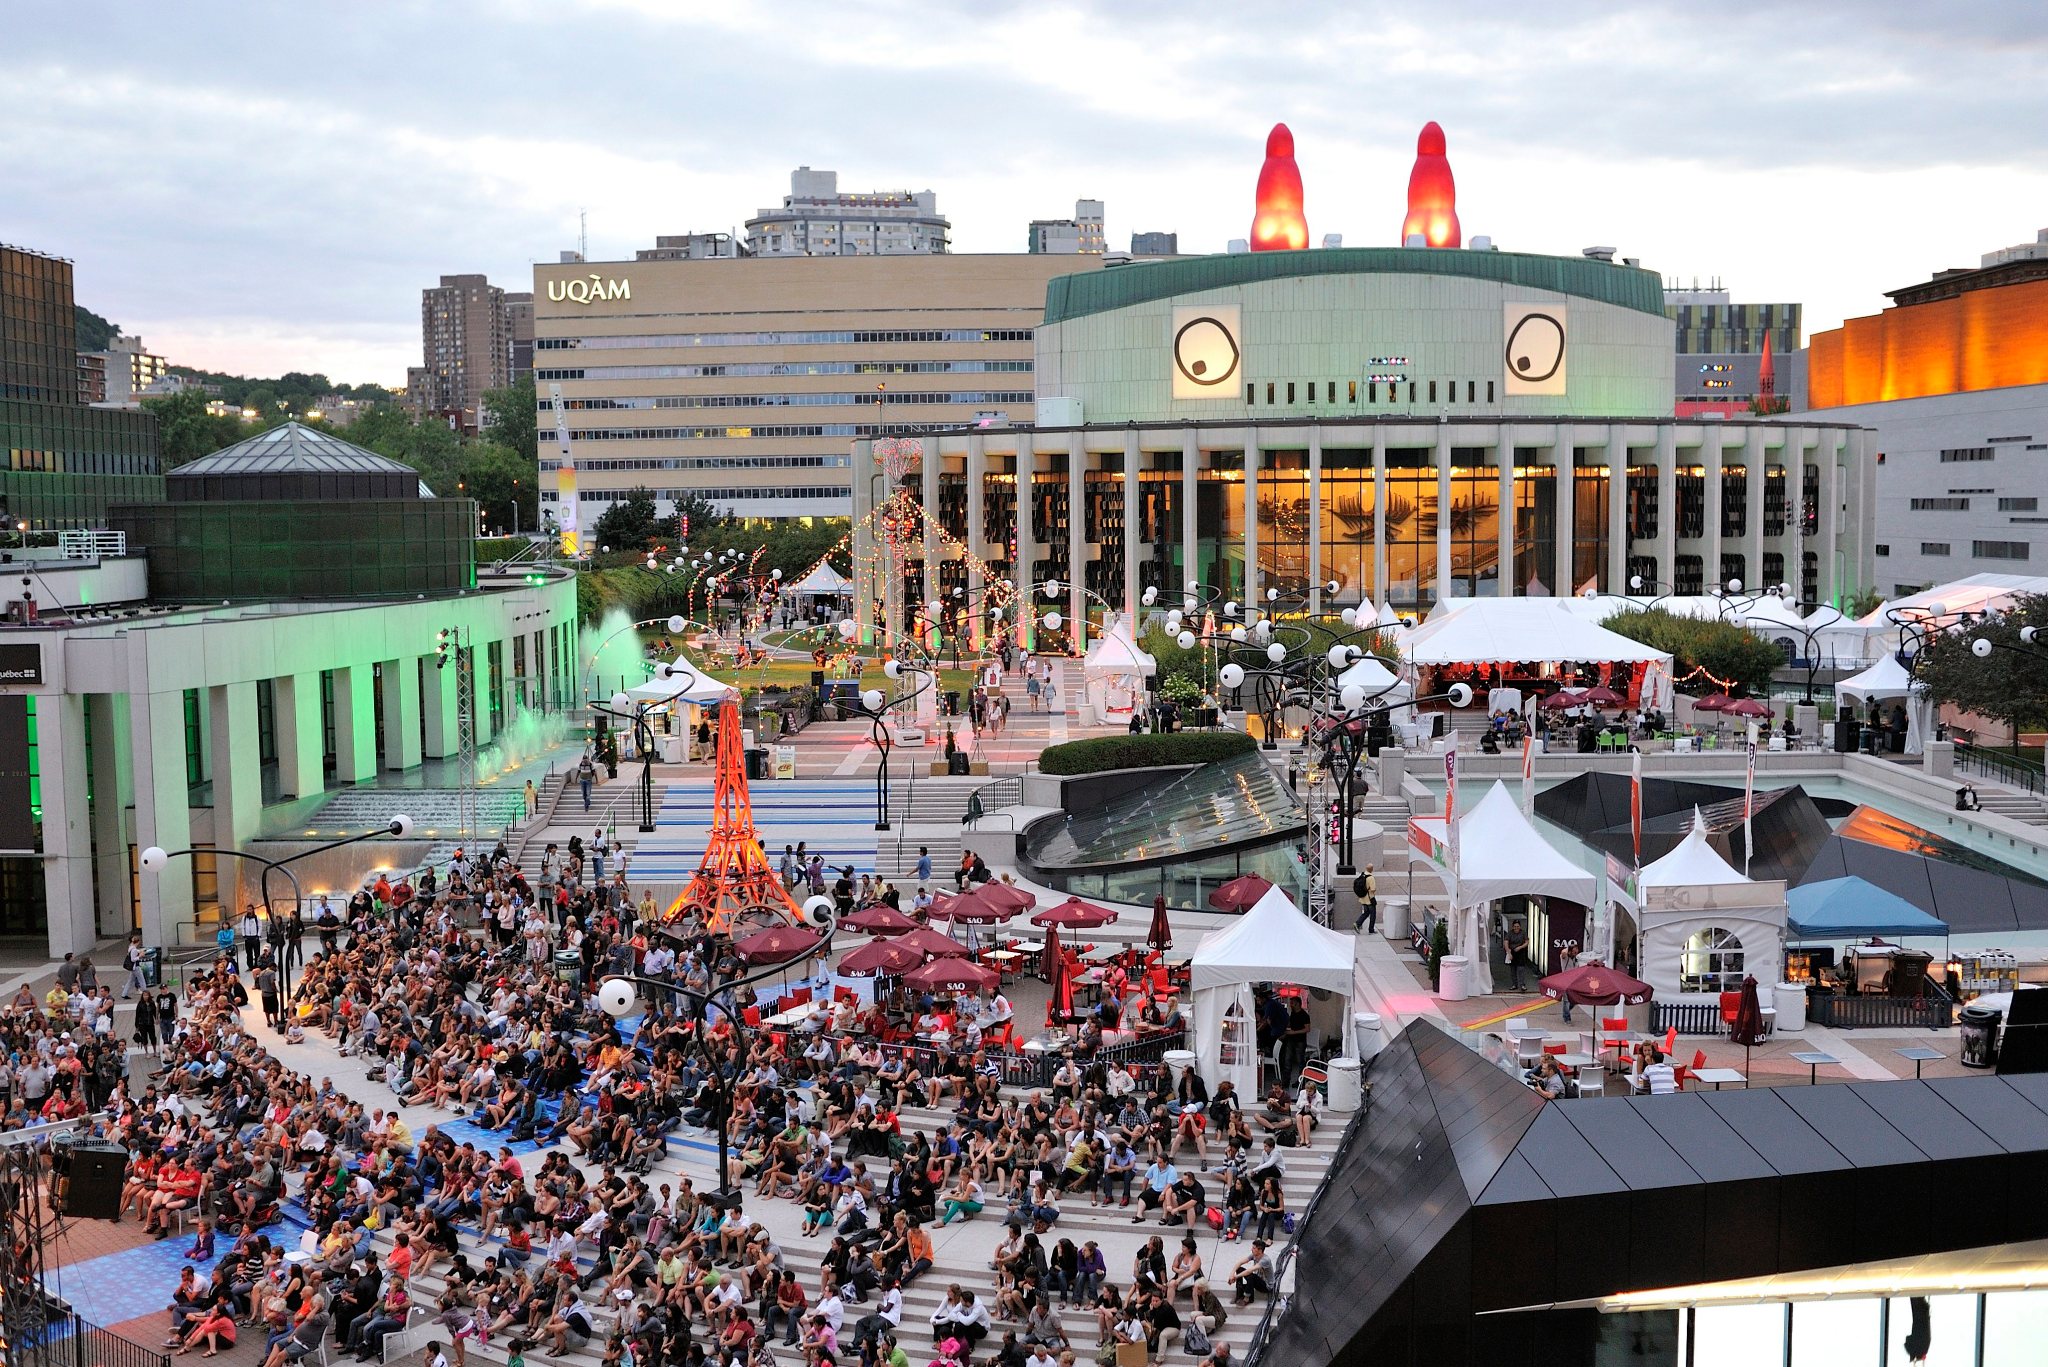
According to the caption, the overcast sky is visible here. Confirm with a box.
[6,0,2045,385]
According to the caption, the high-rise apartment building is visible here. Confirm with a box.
[532,252,1100,524]
[421,273,511,431]
[637,232,748,261]
[505,292,534,383]
[81,332,171,408]
[744,168,949,257]
[1130,231,1179,257]
[0,243,161,528]
[75,350,106,404]
[1029,200,1105,255]
[1665,282,1804,418]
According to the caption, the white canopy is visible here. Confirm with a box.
[1836,653,1934,755]
[1081,613,1156,676]
[625,664,739,706]
[1338,655,1411,701]
[1641,810,1749,888]
[1190,885,1355,1093]
[787,563,852,596]
[1400,598,1672,667]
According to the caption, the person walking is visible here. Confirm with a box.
[524,778,539,819]
[1026,671,1041,713]
[916,847,932,883]
[1044,671,1058,715]
[120,931,148,1000]
[577,753,596,811]
[1351,865,1378,933]
[1505,920,1532,991]
[238,905,264,969]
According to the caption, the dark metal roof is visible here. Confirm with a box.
[168,421,418,480]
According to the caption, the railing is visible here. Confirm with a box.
[8,1301,170,1367]
[56,529,126,558]
[965,776,1025,826]
[1807,990,1955,1030]
[1955,742,2045,796]
[1243,1084,1370,1367]
[1652,1001,1728,1036]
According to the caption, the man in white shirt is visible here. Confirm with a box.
[814,1289,845,1334]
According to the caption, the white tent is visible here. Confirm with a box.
[1640,810,1749,888]
[787,563,852,596]
[1081,613,1156,719]
[1634,809,1787,1002]
[625,664,739,707]
[1835,653,1935,755]
[1408,781,1597,996]
[1401,598,1672,668]
[1190,885,1354,1094]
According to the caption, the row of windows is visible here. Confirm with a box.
[539,455,852,472]
[1910,497,1970,511]
[534,359,1031,382]
[6,447,159,475]
[2000,497,2039,511]
[543,486,848,504]
[536,327,1033,351]
[1976,540,2031,561]
[548,390,1030,412]
[1922,543,1950,556]
[1246,378,1499,406]
[1939,447,1995,462]
[567,422,942,441]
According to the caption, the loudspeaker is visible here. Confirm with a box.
[1834,717,1861,754]
[62,1142,128,1220]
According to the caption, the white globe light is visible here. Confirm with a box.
[884,659,903,679]
[598,977,638,1018]
[1267,587,1280,601]
[140,846,169,873]
[1142,586,1158,605]
[1185,579,1198,590]
[1973,638,1994,658]
[1580,587,1596,599]
[838,619,858,639]
[1165,611,1183,630]
[1339,607,1357,627]
[1325,579,1340,594]
[1340,684,1367,710]
[1447,682,1474,708]
[1182,595,1196,613]
[668,615,686,633]
[861,688,885,712]
[953,586,965,598]
[772,568,783,580]
[990,605,1004,619]
[1229,626,1247,643]
[1327,645,1353,669]
[1266,642,1286,663]
[1256,620,1273,640]
[611,691,631,712]
[666,565,676,574]
[1043,579,1062,598]
[801,894,835,928]
[1219,663,1246,688]
[1727,577,1743,593]
[1177,631,1197,650]
[1223,600,1239,617]
[926,599,942,615]
[389,814,414,839]
[1629,575,1644,590]
[1043,613,1063,631]
[2024,626,2040,645]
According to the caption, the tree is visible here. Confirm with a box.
[74,305,120,351]
[482,374,537,466]
[140,389,248,467]
[1912,593,2048,753]
[1843,586,1885,619]
[592,487,661,552]
[1601,608,1784,696]
[460,441,539,536]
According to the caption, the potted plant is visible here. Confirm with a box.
[1429,917,1452,991]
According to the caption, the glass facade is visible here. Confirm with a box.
[107,499,477,602]
[2,245,75,403]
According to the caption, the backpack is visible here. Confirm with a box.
[1183,1324,1211,1357]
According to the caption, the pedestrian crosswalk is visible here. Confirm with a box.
[623,780,880,882]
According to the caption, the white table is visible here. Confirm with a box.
[763,1005,820,1028]
[1690,1067,1748,1091]
[1893,1046,1945,1080]
[1789,1050,1840,1084]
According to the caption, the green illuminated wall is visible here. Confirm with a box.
[107,498,478,602]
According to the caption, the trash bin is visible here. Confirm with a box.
[1162,1049,1198,1087]
[1352,1011,1384,1062]
[745,748,769,780]
[1437,955,1469,1001]
[1961,1003,2003,1068]
[945,690,961,716]
[552,950,584,987]
[1326,1057,1363,1112]
[140,946,164,989]
[1773,982,1809,1033]
[1383,898,1411,941]
[662,737,685,764]
[948,752,970,776]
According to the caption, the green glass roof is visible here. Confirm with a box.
[1024,750,1306,870]
[170,421,417,479]
[1043,247,1667,325]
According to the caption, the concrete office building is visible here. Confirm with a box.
[505,291,534,383]
[636,232,747,262]
[849,248,1875,648]
[1028,200,1105,255]
[744,168,949,257]
[82,332,172,408]
[1801,238,2048,595]
[532,252,1102,522]
[421,273,512,431]
[1130,231,1179,257]
[0,420,577,957]
[1666,282,1803,417]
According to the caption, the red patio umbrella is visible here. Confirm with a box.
[930,885,1027,923]
[1049,942,1075,1021]
[1538,689,1585,711]
[884,925,973,959]
[1207,875,1273,913]
[1729,974,1768,1077]
[836,938,924,978]
[1538,963,1654,1006]
[734,924,823,965]
[1030,897,1119,929]
[1723,698,1771,719]
[1040,922,1064,980]
[1693,693,1733,712]
[978,882,1037,912]
[903,957,1001,994]
[1147,894,1174,953]
[1579,686,1625,707]
[839,904,921,936]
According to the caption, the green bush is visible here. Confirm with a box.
[1429,916,1452,990]
[1038,730,1258,775]
[1600,608,1785,697]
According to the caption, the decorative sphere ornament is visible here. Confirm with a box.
[1219,663,1246,688]
[1340,684,1367,710]
[1447,682,1474,708]
[598,977,638,1018]
[1266,642,1286,663]
[611,691,631,712]
[1230,626,1247,643]
[861,688,885,712]
[884,660,902,679]
[1973,638,1994,658]
[668,615,686,633]
[140,846,168,873]
[1043,579,1062,598]
[1177,630,1197,649]
[838,619,858,639]
[1043,612,1063,631]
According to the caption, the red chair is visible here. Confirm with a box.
[742,1006,763,1028]
[1661,1026,1678,1057]
[788,986,813,1006]
[1599,1017,1630,1059]
[1719,991,1743,1027]
[1691,1049,1708,1072]
[1542,1042,1568,1057]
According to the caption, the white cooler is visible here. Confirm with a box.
[1326,1057,1363,1112]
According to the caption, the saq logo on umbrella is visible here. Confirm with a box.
[1503,302,1568,396]
[1171,305,1241,400]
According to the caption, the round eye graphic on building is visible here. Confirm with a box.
[1504,311,1565,382]
[1174,315,1240,388]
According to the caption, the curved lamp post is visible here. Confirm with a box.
[140,814,415,1004]
[587,615,712,833]
[596,897,839,1208]
[837,619,937,831]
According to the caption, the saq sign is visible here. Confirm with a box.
[547,274,631,305]
[0,644,41,685]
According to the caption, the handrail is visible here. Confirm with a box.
[1955,742,2045,796]
[1242,1086,1371,1367]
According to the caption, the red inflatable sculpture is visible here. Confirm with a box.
[1250,123,1308,251]
[1400,121,1461,248]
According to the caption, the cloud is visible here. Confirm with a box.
[3,0,2044,379]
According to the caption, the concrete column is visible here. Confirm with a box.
[1068,432,1087,652]
[1608,429,1629,593]
[1307,426,1324,614]
[130,688,193,947]
[207,681,262,851]
[1243,437,1260,609]
[1820,431,1844,601]
[1014,445,1036,647]
[1789,428,1808,604]
[331,664,377,783]
[1704,431,1725,591]
[1121,430,1141,621]
[921,434,940,628]
[1656,424,1678,590]
[1434,423,1454,604]
[1371,426,1388,609]
[380,658,423,770]
[965,432,987,652]
[37,693,96,957]
[422,656,460,760]
[273,671,326,800]
[1553,424,1575,596]
[87,693,134,938]
[851,439,874,643]
[1496,430,1516,597]
[1745,425,1766,592]
[472,646,497,747]
[1180,430,1199,594]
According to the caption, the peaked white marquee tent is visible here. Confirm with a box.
[1633,810,1787,1002]
[787,563,852,597]
[1835,653,1934,755]
[1189,885,1355,1094]
[1081,614,1156,720]
[1402,599,1672,668]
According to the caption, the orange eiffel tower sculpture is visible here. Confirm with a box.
[661,697,806,935]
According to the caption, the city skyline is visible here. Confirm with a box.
[4,0,2045,382]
